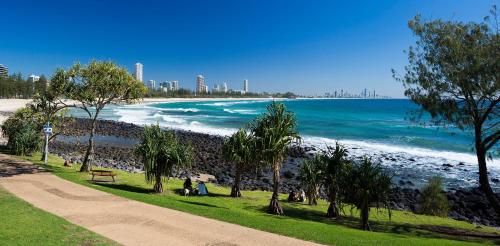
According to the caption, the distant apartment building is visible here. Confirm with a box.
[212,84,220,93]
[159,81,170,92]
[196,75,205,94]
[243,79,249,93]
[135,63,143,82]
[170,80,179,91]
[0,64,8,78]
[222,82,228,93]
[148,80,156,90]
[28,74,40,83]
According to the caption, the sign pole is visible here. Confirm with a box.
[43,122,52,165]
[44,134,49,164]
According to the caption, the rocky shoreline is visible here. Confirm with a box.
[50,118,499,227]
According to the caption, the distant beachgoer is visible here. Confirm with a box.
[183,178,193,196]
[299,189,306,202]
[197,181,208,196]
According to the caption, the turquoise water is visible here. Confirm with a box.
[69,98,499,189]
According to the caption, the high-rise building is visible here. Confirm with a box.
[135,63,143,82]
[148,80,156,90]
[0,64,8,78]
[28,74,40,83]
[171,80,179,91]
[243,79,249,93]
[212,84,220,93]
[196,75,205,93]
[222,82,228,93]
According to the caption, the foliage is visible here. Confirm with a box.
[1,108,42,155]
[250,101,300,215]
[0,73,34,99]
[322,142,352,217]
[344,157,392,230]
[52,61,147,172]
[221,128,255,197]
[299,155,324,205]
[418,177,450,217]
[393,6,500,214]
[135,124,194,193]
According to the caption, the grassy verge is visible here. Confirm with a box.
[0,186,118,246]
[18,153,500,245]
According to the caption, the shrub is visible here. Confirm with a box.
[1,108,42,156]
[418,177,449,217]
[344,157,392,230]
[299,156,324,205]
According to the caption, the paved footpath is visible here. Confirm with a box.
[0,154,321,246]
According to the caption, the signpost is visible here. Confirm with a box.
[43,122,52,164]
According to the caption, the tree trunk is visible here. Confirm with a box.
[230,167,242,197]
[475,137,500,215]
[361,201,370,231]
[307,187,318,205]
[80,118,97,172]
[268,163,283,215]
[326,190,340,218]
[154,175,163,193]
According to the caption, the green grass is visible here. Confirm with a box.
[18,153,500,246]
[0,186,118,246]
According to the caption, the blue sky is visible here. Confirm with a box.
[0,0,496,97]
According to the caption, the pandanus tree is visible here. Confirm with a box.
[299,155,324,205]
[322,142,351,218]
[251,102,300,215]
[345,157,392,230]
[394,7,500,214]
[221,128,254,197]
[135,124,194,193]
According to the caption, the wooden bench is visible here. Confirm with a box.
[90,170,117,182]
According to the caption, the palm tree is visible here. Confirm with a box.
[323,142,351,218]
[221,128,255,197]
[251,102,300,215]
[135,124,194,193]
[345,157,392,230]
[299,155,324,205]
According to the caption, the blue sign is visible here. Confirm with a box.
[43,122,53,135]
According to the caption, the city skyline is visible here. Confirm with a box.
[0,1,495,97]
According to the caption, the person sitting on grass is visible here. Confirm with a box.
[182,177,193,196]
[197,181,208,196]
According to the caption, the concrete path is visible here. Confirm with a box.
[0,154,321,246]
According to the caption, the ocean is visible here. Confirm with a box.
[69,98,499,190]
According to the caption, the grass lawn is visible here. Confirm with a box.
[16,152,500,246]
[0,186,118,246]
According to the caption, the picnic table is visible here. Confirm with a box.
[90,169,117,182]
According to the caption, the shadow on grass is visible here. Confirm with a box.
[177,200,227,209]
[91,182,152,194]
[244,200,498,244]
[172,188,232,198]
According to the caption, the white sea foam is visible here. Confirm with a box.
[199,100,275,107]
[222,109,258,115]
[162,108,200,113]
[303,136,500,168]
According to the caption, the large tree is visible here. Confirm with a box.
[251,102,300,215]
[135,124,194,193]
[60,61,146,172]
[221,128,255,197]
[394,7,500,214]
